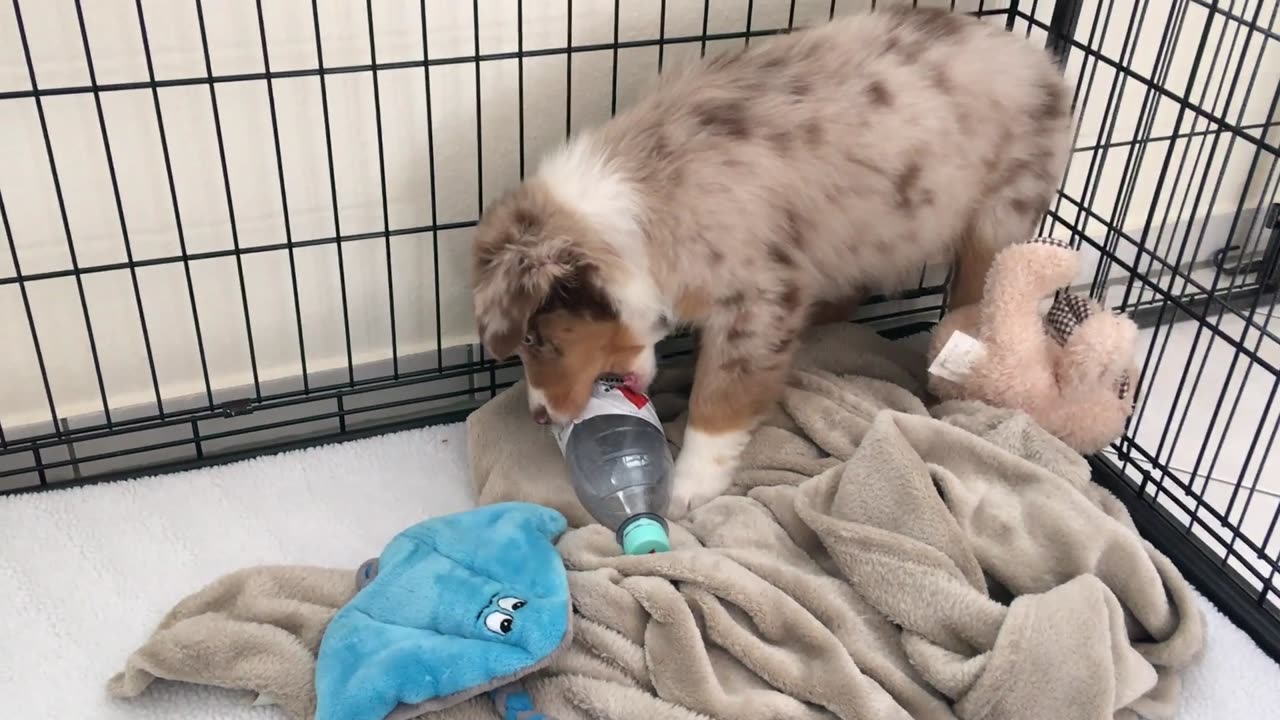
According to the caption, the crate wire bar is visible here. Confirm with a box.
[0,1,972,489]
[1,0,1279,662]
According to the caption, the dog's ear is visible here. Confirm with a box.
[476,298,537,361]
[473,235,585,360]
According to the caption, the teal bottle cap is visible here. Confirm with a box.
[621,516,671,555]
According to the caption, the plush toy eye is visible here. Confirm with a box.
[497,597,526,612]
[484,611,513,635]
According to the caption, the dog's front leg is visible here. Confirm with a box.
[668,319,796,519]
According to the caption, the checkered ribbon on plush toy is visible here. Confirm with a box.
[1045,291,1133,401]
[1030,236,1074,250]
[1044,291,1092,345]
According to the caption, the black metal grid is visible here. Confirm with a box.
[2,0,1278,659]
[1019,0,1280,660]
[0,0,976,492]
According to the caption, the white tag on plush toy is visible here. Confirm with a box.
[929,330,988,383]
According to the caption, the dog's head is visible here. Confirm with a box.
[472,184,654,425]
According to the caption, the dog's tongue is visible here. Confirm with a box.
[598,373,646,393]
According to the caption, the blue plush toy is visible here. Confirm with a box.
[315,502,571,720]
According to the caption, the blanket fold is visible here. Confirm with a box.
[470,323,1203,720]
[107,566,355,720]
[111,323,1203,720]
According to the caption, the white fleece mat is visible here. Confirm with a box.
[0,422,1276,719]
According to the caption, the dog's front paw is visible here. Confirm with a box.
[666,427,751,519]
[668,466,733,519]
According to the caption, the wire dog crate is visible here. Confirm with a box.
[1,0,1277,659]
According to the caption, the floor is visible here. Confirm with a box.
[1108,308,1280,604]
[0,422,1278,719]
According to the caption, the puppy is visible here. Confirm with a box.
[471,9,1073,517]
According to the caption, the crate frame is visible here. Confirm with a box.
[2,0,1278,663]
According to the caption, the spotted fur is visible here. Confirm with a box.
[471,9,1074,516]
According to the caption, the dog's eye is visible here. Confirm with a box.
[497,597,526,612]
[484,611,514,635]
[522,333,536,346]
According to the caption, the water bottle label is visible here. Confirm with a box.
[551,380,664,453]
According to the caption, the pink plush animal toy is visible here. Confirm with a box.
[927,237,1140,455]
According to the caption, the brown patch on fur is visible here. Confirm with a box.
[881,8,971,63]
[649,132,673,162]
[768,241,796,268]
[950,222,1000,308]
[998,154,1055,192]
[471,182,620,360]
[718,290,747,307]
[726,318,755,342]
[476,316,525,363]
[801,118,824,147]
[536,267,617,320]
[688,377,777,432]
[708,45,749,70]
[511,207,541,232]
[690,339,793,434]
[790,78,812,97]
[696,99,750,139]
[1035,197,1052,220]
[768,336,794,354]
[982,152,1002,179]
[1010,195,1050,222]
[866,80,893,107]
[778,281,802,311]
[717,357,753,375]
[895,161,922,210]
[675,286,713,322]
[808,291,868,326]
[927,65,953,95]
[521,311,646,420]
[890,39,924,63]
[1036,77,1070,121]
[892,7,968,42]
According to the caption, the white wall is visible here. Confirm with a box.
[0,0,1274,434]
[1042,0,1279,288]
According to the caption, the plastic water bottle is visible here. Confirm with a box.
[552,379,673,555]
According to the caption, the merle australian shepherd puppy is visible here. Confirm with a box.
[471,9,1073,517]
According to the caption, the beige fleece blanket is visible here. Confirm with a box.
[110,324,1204,720]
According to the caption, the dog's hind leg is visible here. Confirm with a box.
[807,289,869,327]
[950,178,1060,309]
[949,222,1003,309]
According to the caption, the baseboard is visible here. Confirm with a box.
[0,341,520,491]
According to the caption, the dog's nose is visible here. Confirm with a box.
[532,406,550,425]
